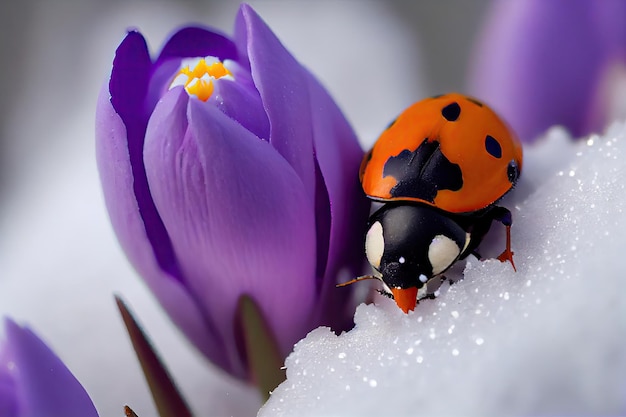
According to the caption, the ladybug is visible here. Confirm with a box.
[341,93,523,313]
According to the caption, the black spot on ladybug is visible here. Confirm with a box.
[383,140,463,202]
[441,102,461,121]
[467,98,484,107]
[485,135,502,158]
[507,160,520,183]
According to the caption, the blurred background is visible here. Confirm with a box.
[0,1,490,416]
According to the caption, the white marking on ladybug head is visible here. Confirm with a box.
[428,234,461,275]
[365,221,385,270]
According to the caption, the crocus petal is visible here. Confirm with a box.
[0,372,18,416]
[109,31,181,280]
[211,78,270,140]
[3,319,98,417]
[306,71,370,325]
[235,5,339,316]
[592,1,626,60]
[236,4,316,203]
[469,0,620,141]
[109,31,152,130]
[95,85,232,373]
[144,89,317,371]
[155,26,238,66]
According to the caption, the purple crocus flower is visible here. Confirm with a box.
[0,318,99,417]
[469,0,626,142]
[96,4,368,380]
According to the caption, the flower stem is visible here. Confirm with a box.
[115,295,193,417]
[237,295,286,401]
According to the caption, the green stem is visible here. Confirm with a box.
[115,295,193,417]
[237,295,286,401]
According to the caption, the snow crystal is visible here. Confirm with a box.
[260,123,626,417]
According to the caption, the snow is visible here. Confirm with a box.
[259,122,626,417]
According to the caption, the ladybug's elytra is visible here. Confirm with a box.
[342,93,523,313]
[360,93,523,213]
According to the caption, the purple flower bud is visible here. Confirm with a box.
[0,318,99,417]
[469,0,626,142]
[96,4,369,379]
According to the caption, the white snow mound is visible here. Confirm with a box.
[259,122,626,417]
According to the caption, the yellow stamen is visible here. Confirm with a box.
[171,58,233,102]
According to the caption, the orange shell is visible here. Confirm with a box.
[360,93,523,213]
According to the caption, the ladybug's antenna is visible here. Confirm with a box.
[336,275,378,288]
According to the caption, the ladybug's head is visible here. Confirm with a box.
[365,204,469,313]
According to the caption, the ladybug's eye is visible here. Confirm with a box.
[485,135,502,158]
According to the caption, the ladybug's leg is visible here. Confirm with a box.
[490,206,516,271]
[496,225,516,271]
